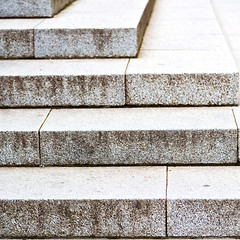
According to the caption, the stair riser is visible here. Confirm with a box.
[0,0,74,18]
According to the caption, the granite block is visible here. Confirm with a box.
[0,19,42,59]
[0,109,50,165]
[0,0,74,17]
[126,51,239,106]
[167,167,240,237]
[34,0,154,58]
[0,166,166,238]
[0,59,127,107]
[40,108,237,165]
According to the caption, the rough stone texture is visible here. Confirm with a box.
[34,0,154,58]
[167,166,240,237]
[126,51,239,106]
[0,59,127,107]
[40,107,237,165]
[0,167,166,238]
[0,0,74,17]
[232,107,240,160]
[0,109,50,166]
[0,19,42,59]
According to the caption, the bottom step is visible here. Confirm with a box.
[0,166,239,238]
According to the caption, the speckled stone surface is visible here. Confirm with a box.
[0,19,42,59]
[34,0,154,58]
[126,51,239,106]
[0,0,74,17]
[0,109,50,165]
[40,107,237,165]
[0,59,127,107]
[232,107,240,160]
[0,167,166,238]
[167,167,240,237]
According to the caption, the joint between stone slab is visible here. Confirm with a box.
[33,19,45,59]
[232,108,239,163]
[124,58,130,106]
[165,166,169,237]
[38,109,52,166]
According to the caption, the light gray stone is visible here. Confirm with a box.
[34,0,154,58]
[0,166,166,238]
[0,109,50,165]
[0,19,42,59]
[40,107,237,165]
[0,59,127,107]
[0,0,74,17]
[126,50,239,106]
[167,166,240,237]
[232,107,240,160]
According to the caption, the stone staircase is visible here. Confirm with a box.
[0,0,240,239]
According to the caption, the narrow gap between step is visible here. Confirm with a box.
[38,109,52,166]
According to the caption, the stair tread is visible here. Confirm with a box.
[0,0,154,58]
[0,107,238,166]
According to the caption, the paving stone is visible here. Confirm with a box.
[126,50,239,106]
[0,59,127,107]
[0,166,166,238]
[34,0,154,58]
[167,166,240,237]
[0,109,50,166]
[0,19,42,58]
[0,0,74,17]
[40,107,237,166]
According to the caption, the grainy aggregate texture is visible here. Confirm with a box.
[0,0,74,17]
[0,167,166,238]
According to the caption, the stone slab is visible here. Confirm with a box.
[0,59,127,107]
[167,166,240,237]
[0,0,74,17]
[0,19,42,58]
[0,166,166,238]
[0,109,50,165]
[126,50,239,106]
[40,107,237,166]
[34,0,154,58]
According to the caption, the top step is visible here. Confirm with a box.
[0,0,74,18]
[0,0,154,58]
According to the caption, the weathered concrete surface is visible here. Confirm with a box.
[0,0,74,17]
[0,59,127,107]
[0,166,166,238]
[126,51,239,107]
[0,19,42,59]
[167,167,240,237]
[125,0,239,106]
[40,107,237,165]
[0,109,50,165]
[34,0,154,58]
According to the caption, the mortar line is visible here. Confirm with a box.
[232,108,239,164]
[38,109,52,167]
[33,19,45,58]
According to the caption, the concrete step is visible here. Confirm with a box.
[0,59,128,107]
[0,0,154,58]
[0,56,238,107]
[126,0,239,106]
[0,107,239,166]
[0,166,239,238]
[0,0,74,18]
